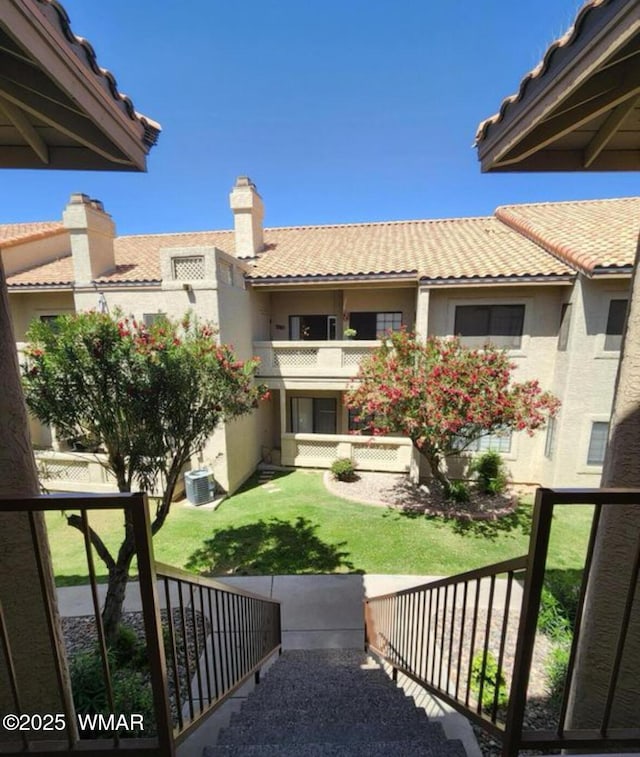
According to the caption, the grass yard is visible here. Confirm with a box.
[46,470,593,585]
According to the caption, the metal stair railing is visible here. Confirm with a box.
[364,487,640,757]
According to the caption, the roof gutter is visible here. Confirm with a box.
[419,273,575,287]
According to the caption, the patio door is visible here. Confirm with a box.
[290,397,337,434]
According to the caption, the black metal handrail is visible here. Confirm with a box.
[0,494,282,756]
[0,493,173,756]
[154,563,281,745]
[365,487,640,756]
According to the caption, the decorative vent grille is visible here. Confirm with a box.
[296,441,339,459]
[352,443,398,464]
[40,461,90,482]
[273,348,318,368]
[172,256,205,280]
[342,348,372,368]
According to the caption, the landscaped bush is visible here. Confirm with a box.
[470,650,508,711]
[110,623,148,671]
[70,650,155,737]
[470,450,508,496]
[331,457,356,482]
[444,479,470,504]
[538,575,580,707]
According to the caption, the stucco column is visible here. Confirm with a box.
[568,233,640,729]
[0,258,72,729]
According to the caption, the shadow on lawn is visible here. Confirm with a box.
[186,516,361,575]
[384,501,533,541]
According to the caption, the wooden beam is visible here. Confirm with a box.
[584,94,640,167]
[499,72,640,165]
[0,78,133,166]
[0,94,48,164]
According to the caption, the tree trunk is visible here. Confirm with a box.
[420,446,450,489]
[102,537,136,643]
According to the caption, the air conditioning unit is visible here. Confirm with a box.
[184,469,216,506]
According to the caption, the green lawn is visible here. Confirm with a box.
[46,470,593,585]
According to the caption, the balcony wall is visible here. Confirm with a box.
[254,340,378,378]
[281,432,412,472]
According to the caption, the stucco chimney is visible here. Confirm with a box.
[63,192,116,285]
[229,176,264,258]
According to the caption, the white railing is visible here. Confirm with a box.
[281,433,412,472]
[253,341,379,378]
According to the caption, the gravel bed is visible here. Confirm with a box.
[324,470,515,518]
[62,608,209,725]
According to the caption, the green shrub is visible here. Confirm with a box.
[538,587,571,641]
[70,649,155,737]
[110,624,148,671]
[470,650,508,711]
[444,480,470,504]
[470,450,508,496]
[546,642,570,705]
[544,571,582,627]
[331,457,356,482]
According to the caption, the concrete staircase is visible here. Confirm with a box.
[204,649,467,756]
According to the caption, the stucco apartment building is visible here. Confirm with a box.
[5,179,638,494]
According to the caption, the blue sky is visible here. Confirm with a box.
[3,0,637,234]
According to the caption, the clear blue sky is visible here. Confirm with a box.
[2,0,637,235]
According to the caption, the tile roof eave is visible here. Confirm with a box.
[8,282,73,291]
[475,0,620,146]
[246,271,418,286]
[418,273,576,286]
[1,225,66,249]
[38,0,161,150]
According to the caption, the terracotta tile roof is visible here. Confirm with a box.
[475,0,611,145]
[247,218,573,281]
[7,254,74,287]
[99,230,236,283]
[5,197,637,287]
[0,221,64,248]
[496,197,640,274]
[36,0,160,149]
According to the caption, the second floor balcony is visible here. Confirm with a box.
[254,340,379,379]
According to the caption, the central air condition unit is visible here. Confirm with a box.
[184,469,216,506]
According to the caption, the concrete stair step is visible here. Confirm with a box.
[217,721,447,746]
[232,704,427,726]
[205,740,467,756]
[239,692,419,715]
[246,685,412,707]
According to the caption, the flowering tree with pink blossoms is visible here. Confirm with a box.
[345,330,560,488]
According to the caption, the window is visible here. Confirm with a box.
[349,312,402,339]
[172,255,205,280]
[290,315,336,341]
[587,422,609,466]
[453,430,512,454]
[557,304,571,351]
[604,299,627,351]
[290,397,337,434]
[544,418,556,459]
[454,304,525,349]
[143,313,165,327]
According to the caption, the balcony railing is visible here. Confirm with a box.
[0,493,281,756]
[281,433,412,472]
[365,488,640,756]
[253,340,379,378]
